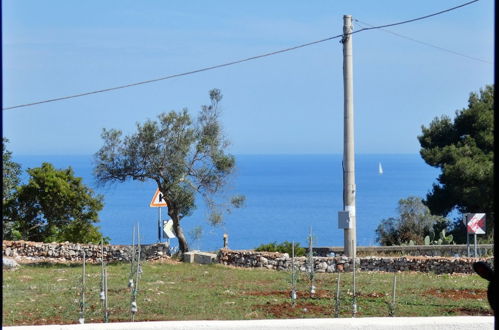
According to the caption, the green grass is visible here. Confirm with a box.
[2,261,492,326]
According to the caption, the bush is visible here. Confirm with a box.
[375,196,450,246]
[254,241,306,256]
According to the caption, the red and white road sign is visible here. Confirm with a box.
[150,188,167,207]
[466,213,486,234]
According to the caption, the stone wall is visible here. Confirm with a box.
[3,240,494,274]
[2,240,170,263]
[311,244,494,257]
[217,249,494,274]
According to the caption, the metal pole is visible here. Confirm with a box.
[465,214,470,257]
[467,235,470,257]
[342,14,356,258]
[158,208,161,243]
[474,233,478,257]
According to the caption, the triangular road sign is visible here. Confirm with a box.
[150,188,168,207]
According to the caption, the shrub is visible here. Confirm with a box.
[375,196,449,246]
[254,241,306,256]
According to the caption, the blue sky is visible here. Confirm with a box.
[2,0,494,155]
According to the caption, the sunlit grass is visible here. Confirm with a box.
[2,261,492,326]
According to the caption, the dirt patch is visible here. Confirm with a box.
[245,289,389,300]
[244,289,332,299]
[359,292,387,298]
[148,257,182,265]
[447,307,493,316]
[424,288,487,300]
[254,301,331,318]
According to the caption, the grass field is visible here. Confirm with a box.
[2,259,492,326]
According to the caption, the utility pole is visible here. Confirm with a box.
[339,14,356,258]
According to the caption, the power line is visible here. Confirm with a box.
[3,35,343,111]
[3,0,480,111]
[350,0,480,34]
[354,19,492,64]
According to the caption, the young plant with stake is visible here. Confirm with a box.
[290,241,298,305]
[130,223,142,321]
[351,252,357,317]
[128,226,136,290]
[388,272,397,316]
[100,240,109,323]
[307,228,316,297]
[78,250,86,324]
[334,272,341,318]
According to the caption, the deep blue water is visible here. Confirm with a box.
[13,154,440,251]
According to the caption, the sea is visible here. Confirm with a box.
[12,154,440,252]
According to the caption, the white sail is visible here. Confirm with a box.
[378,162,383,175]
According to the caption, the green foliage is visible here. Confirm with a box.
[2,138,21,202]
[2,138,23,239]
[94,89,243,253]
[254,241,306,256]
[3,162,108,244]
[423,229,454,245]
[418,85,494,241]
[375,196,450,246]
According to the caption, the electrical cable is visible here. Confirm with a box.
[354,19,492,64]
[2,36,342,110]
[2,0,480,111]
[350,0,480,34]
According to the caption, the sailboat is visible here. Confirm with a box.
[378,162,383,175]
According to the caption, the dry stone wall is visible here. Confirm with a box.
[3,241,494,274]
[217,249,494,274]
[2,240,170,263]
[311,244,494,257]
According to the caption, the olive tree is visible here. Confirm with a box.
[94,89,243,253]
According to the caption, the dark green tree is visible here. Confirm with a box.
[2,138,21,202]
[375,197,449,246]
[4,162,108,243]
[3,138,23,238]
[94,89,244,253]
[418,85,494,241]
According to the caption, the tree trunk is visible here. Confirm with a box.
[169,210,189,254]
